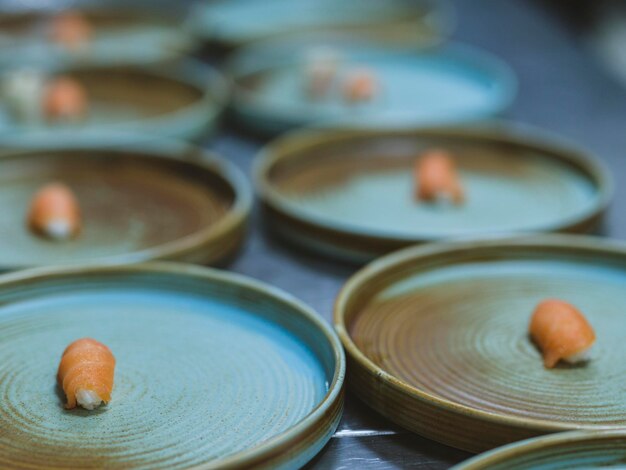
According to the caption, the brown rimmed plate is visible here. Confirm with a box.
[0,262,345,469]
[228,40,515,135]
[0,139,251,270]
[189,0,454,50]
[0,59,228,143]
[453,431,626,469]
[255,126,612,263]
[335,235,626,453]
[0,6,196,66]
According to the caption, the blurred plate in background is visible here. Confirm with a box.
[0,6,196,66]
[335,235,626,452]
[453,431,626,470]
[229,40,515,135]
[255,126,611,262]
[0,60,227,143]
[0,140,251,270]
[190,0,454,50]
[0,262,344,469]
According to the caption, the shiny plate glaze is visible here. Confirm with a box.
[453,431,626,469]
[256,127,611,262]
[229,41,514,135]
[0,263,345,469]
[0,140,251,269]
[0,60,228,143]
[0,8,196,66]
[335,235,626,452]
[190,0,453,49]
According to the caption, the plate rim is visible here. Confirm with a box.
[334,234,626,435]
[0,139,253,270]
[0,261,346,469]
[451,430,626,470]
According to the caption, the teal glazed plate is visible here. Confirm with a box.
[229,40,515,135]
[453,431,626,469]
[0,59,228,143]
[189,0,453,49]
[0,263,345,469]
[334,235,626,453]
[0,7,196,67]
[255,126,611,262]
[0,140,252,270]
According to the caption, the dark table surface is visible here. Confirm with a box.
[199,1,626,468]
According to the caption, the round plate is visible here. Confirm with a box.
[190,0,453,49]
[0,6,195,66]
[0,262,345,469]
[0,60,228,143]
[255,126,611,262]
[335,235,626,453]
[229,41,515,135]
[0,140,251,270]
[453,431,626,469]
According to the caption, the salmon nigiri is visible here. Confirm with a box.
[415,149,464,204]
[343,67,378,103]
[28,183,81,240]
[529,299,595,368]
[50,11,93,51]
[43,76,88,122]
[57,338,115,410]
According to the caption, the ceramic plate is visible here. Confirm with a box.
[229,41,515,135]
[0,6,195,66]
[255,126,611,262]
[190,0,453,49]
[0,59,228,143]
[335,235,626,453]
[0,262,345,469]
[453,431,626,469]
[0,140,251,270]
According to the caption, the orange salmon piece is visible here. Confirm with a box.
[28,183,81,240]
[529,299,595,368]
[415,149,464,204]
[57,338,116,410]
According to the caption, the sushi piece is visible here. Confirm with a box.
[1,68,46,124]
[57,338,115,410]
[343,67,378,103]
[303,46,341,99]
[42,76,88,122]
[529,299,595,368]
[28,183,81,240]
[49,11,93,51]
[415,149,464,204]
